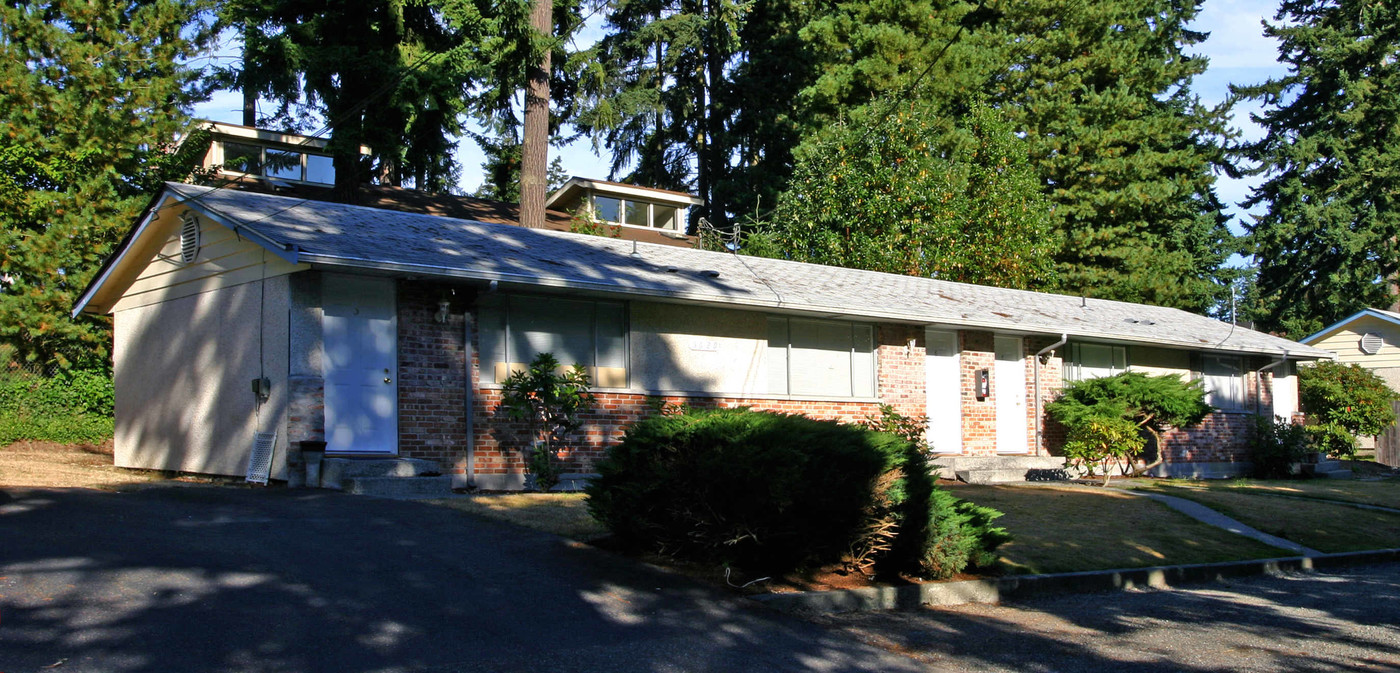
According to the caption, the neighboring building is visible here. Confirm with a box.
[75,183,1330,488]
[1301,308,1400,391]
[1302,308,1400,466]
[546,177,702,238]
[196,122,699,248]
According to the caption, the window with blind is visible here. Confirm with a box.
[478,295,629,388]
[1064,343,1127,381]
[767,317,876,398]
[1201,354,1246,411]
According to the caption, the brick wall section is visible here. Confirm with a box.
[959,331,997,455]
[286,376,324,443]
[1027,335,1066,455]
[397,282,471,469]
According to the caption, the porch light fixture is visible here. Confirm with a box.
[435,299,451,324]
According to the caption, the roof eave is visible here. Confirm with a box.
[299,252,1330,360]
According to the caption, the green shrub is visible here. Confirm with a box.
[0,369,114,444]
[1046,372,1211,483]
[1298,361,1398,458]
[499,353,595,492]
[1249,415,1313,479]
[586,407,1007,579]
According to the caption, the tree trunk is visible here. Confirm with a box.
[519,0,552,229]
[1128,422,1165,477]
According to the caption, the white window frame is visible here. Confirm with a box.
[767,316,877,399]
[1201,354,1247,412]
[215,140,335,185]
[478,294,630,390]
[1064,342,1128,381]
[588,194,682,231]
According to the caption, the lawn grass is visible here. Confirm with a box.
[431,493,609,541]
[1144,485,1400,554]
[1134,478,1400,510]
[945,484,1289,575]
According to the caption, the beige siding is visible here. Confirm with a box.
[629,301,769,395]
[1310,315,1400,367]
[112,274,291,478]
[111,214,307,312]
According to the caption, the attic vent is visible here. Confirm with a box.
[1361,332,1385,355]
[179,213,201,264]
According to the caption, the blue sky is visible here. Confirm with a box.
[193,0,1289,239]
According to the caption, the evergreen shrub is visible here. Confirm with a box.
[1248,415,1313,479]
[586,407,1007,578]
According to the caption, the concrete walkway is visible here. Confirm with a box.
[1109,488,1322,555]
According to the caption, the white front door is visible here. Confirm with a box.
[995,335,1028,455]
[323,275,398,454]
[926,329,962,454]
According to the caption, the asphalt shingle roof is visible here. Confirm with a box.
[170,182,1330,359]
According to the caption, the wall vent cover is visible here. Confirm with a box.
[179,213,201,264]
[1361,332,1384,355]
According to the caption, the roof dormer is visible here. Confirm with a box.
[199,122,369,187]
[546,177,703,236]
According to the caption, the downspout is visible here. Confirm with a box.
[464,306,476,489]
[1255,350,1290,417]
[1034,333,1069,455]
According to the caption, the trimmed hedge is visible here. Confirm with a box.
[586,407,1007,578]
[0,369,114,444]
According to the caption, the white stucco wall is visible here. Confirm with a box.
[112,275,291,478]
[628,301,770,395]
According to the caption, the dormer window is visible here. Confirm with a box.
[215,140,335,185]
[591,196,681,231]
[547,177,702,237]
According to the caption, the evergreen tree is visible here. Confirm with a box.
[791,0,1235,311]
[218,0,493,197]
[575,0,749,227]
[1233,0,1400,339]
[751,100,1057,290]
[0,0,213,368]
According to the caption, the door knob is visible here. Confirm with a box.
[384,376,392,384]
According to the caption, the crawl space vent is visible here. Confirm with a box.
[1360,332,1385,355]
[179,213,201,264]
[245,431,277,484]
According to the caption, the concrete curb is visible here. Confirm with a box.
[749,548,1400,615]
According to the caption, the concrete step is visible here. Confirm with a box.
[955,467,1070,484]
[321,458,440,489]
[343,475,454,499]
[932,455,1065,471]
[1318,469,1355,480]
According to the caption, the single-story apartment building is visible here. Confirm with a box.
[74,182,1332,488]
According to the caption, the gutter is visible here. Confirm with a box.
[1034,333,1069,455]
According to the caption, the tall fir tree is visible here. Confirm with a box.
[0,0,213,368]
[1233,0,1400,339]
[575,0,749,227]
[790,0,1234,311]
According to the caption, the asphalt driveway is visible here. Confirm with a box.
[0,486,922,673]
